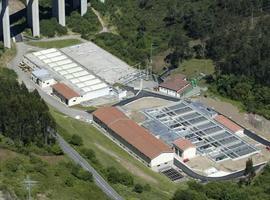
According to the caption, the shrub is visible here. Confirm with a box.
[69,134,83,146]
[118,172,134,186]
[106,167,134,186]
[50,144,63,155]
[143,183,151,191]
[64,177,74,187]
[133,184,143,193]
[80,148,98,164]
[70,163,93,182]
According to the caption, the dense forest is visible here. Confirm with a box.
[0,68,55,147]
[89,0,270,119]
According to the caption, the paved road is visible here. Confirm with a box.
[57,134,123,200]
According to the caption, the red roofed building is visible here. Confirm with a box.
[173,138,196,160]
[52,83,81,106]
[93,106,174,171]
[158,74,192,98]
[214,115,244,137]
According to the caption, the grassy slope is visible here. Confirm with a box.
[0,45,16,68]
[0,149,108,200]
[50,108,180,200]
[173,59,215,79]
[27,39,82,49]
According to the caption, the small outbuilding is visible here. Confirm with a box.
[214,115,244,137]
[158,74,192,98]
[173,138,196,160]
[52,83,81,106]
[31,68,56,88]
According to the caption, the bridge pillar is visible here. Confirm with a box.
[80,0,87,16]
[26,0,40,37]
[73,0,87,16]
[0,0,11,48]
[52,0,66,26]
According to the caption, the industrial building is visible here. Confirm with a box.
[143,101,259,162]
[173,138,196,160]
[93,107,174,171]
[158,74,192,98]
[31,68,56,88]
[26,48,110,106]
[52,83,80,106]
[214,115,244,137]
[61,42,137,84]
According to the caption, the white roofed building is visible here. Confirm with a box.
[25,48,110,106]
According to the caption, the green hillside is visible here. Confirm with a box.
[91,0,270,119]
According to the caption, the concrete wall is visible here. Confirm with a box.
[182,147,196,160]
[150,152,174,171]
[39,78,56,88]
[82,87,110,101]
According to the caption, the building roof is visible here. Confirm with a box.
[32,68,49,78]
[173,138,195,151]
[29,48,108,96]
[92,106,127,125]
[93,107,173,160]
[52,83,80,100]
[214,115,243,133]
[159,74,190,92]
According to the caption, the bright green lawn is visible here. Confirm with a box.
[50,108,181,200]
[173,58,215,79]
[27,39,82,49]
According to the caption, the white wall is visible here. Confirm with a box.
[39,79,56,88]
[182,147,196,160]
[67,96,82,106]
[150,152,174,171]
[82,87,110,101]
[159,87,179,98]
[235,129,244,137]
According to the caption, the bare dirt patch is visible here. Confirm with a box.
[94,143,158,184]
[39,155,65,165]
[0,148,17,160]
[123,97,172,112]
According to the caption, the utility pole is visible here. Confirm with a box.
[23,175,38,200]
[147,42,154,80]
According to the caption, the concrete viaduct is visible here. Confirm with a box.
[0,0,88,48]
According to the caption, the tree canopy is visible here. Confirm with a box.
[0,68,56,146]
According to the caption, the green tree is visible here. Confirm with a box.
[70,134,83,146]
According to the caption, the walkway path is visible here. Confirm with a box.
[91,7,110,33]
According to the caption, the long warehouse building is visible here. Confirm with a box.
[93,107,174,171]
[24,48,110,106]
